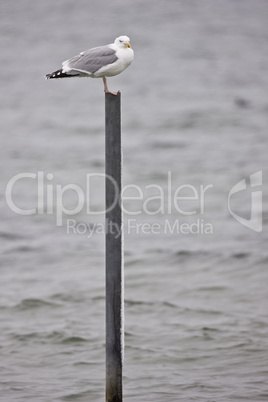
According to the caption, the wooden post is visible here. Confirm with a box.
[105,92,123,402]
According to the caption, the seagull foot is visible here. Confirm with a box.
[104,89,119,95]
[103,77,118,95]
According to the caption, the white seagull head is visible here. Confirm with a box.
[114,35,131,49]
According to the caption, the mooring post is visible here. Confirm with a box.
[105,92,123,402]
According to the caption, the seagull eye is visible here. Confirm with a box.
[119,40,123,42]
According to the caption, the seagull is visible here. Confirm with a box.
[45,35,134,94]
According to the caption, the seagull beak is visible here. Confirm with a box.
[124,42,131,48]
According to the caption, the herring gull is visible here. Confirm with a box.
[45,36,134,94]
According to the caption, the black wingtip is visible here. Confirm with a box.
[45,69,81,80]
[45,69,65,79]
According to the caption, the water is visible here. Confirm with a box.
[1,0,268,400]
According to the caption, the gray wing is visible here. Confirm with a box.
[63,45,118,74]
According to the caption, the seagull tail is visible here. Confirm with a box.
[45,69,80,79]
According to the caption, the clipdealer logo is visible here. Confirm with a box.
[228,171,262,233]
[5,170,263,234]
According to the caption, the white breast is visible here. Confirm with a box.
[95,46,134,78]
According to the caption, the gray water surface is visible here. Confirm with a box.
[1,1,268,401]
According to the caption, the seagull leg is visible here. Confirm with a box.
[103,77,118,95]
